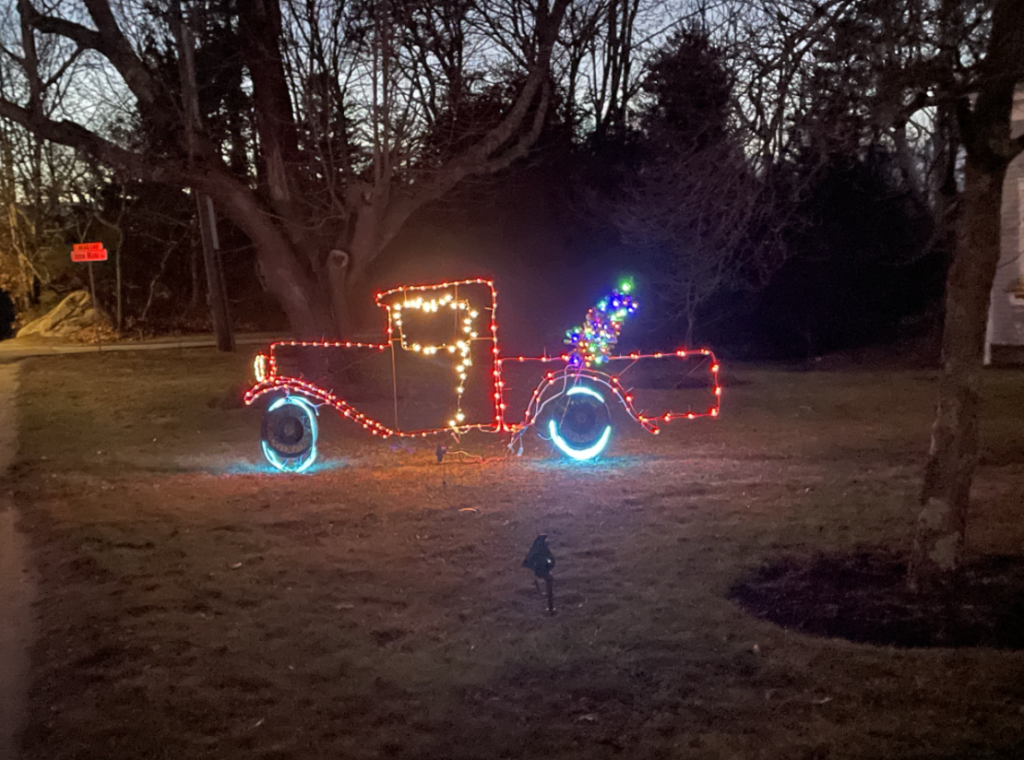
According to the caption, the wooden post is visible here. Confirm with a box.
[174,0,234,352]
[196,193,234,352]
[115,240,122,334]
[87,261,101,352]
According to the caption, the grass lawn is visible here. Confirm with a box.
[10,349,1024,759]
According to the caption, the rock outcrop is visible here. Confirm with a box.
[16,291,99,338]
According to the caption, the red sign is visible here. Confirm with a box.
[71,242,107,262]
[73,241,105,251]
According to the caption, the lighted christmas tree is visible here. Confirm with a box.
[564,279,638,368]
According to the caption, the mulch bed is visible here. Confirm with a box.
[730,550,1024,649]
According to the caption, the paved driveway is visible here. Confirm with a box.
[0,332,279,361]
[0,363,33,760]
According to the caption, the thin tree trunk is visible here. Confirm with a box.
[115,241,122,333]
[190,225,202,310]
[909,159,1005,586]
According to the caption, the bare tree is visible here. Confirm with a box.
[548,0,724,137]
[615,141,782,344]
[612,22,788,344]
[0,0,570,336]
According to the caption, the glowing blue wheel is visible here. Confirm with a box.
[260,396,319,472]
[546,386,612,461]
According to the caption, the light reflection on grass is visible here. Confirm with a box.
[216,457,352,476]
[519,453,649,473]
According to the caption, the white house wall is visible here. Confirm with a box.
[985,90,1024,361]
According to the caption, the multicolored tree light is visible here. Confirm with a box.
[564,279,638,368]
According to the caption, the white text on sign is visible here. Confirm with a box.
[71,248,108,262]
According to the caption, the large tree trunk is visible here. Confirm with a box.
[324,250,374,337]
[209,178,334,338]
[908,0,1024,589]
[909,159,1006,586]
[253,239,335,338]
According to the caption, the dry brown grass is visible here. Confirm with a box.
[10,350,1024,759]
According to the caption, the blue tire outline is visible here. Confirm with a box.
[261,396,319,472]
[547,386,612,460]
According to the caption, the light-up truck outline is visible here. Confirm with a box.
[245,278,721,471]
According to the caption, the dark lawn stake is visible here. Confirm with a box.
[435,444,448,486]
[522,535,556,614]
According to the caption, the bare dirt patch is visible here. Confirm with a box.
[10,351,1024,759]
